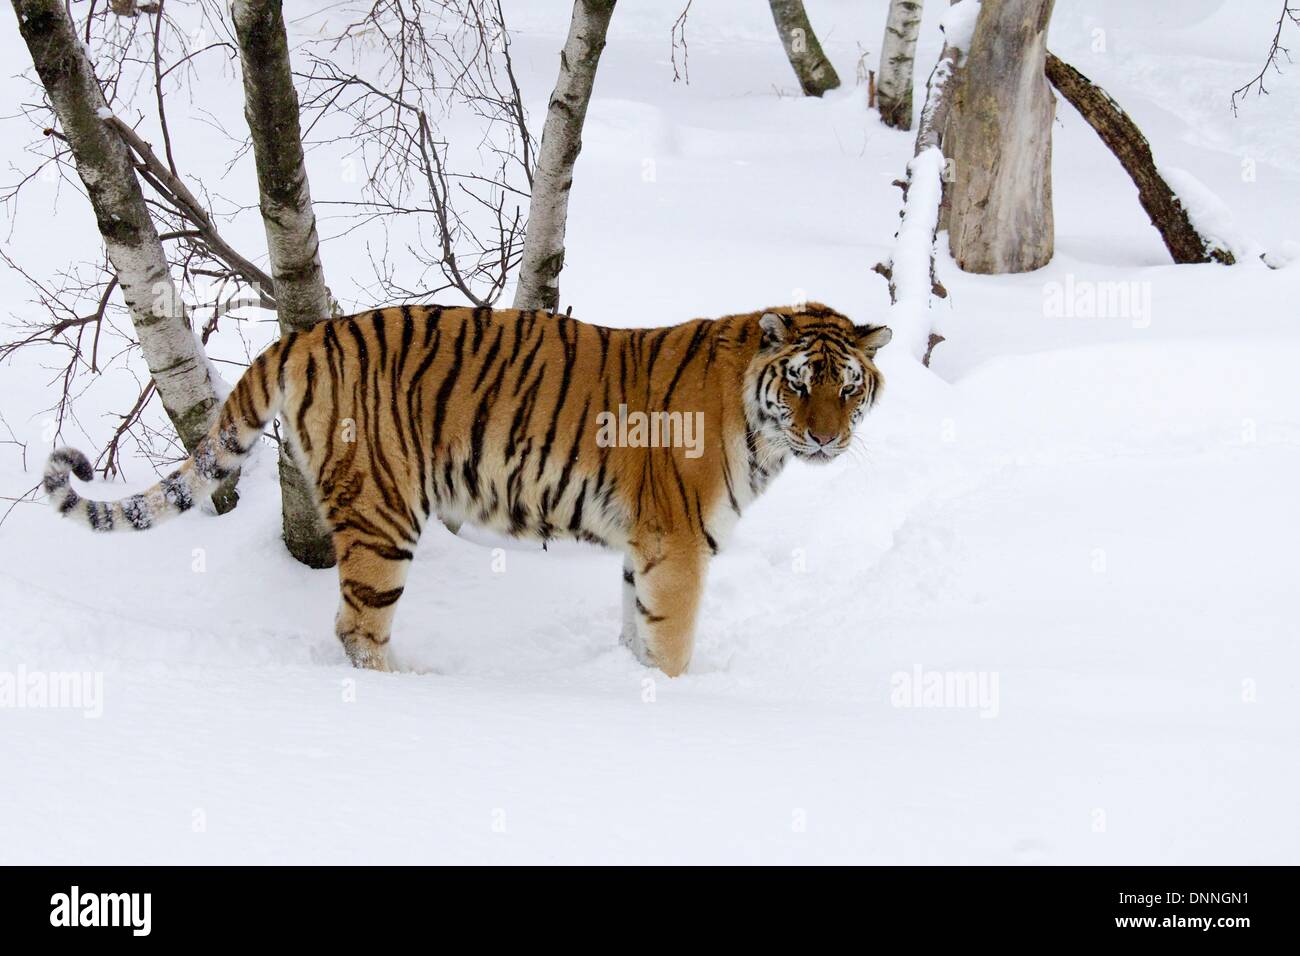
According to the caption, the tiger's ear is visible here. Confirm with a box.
[855,324,893,355]
[759,311,791,348]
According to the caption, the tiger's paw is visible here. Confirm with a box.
[620,626,655,669]
[340,631,393,672]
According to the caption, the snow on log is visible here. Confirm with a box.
[1045,51,1235,265]
[874,3,973,365]
[881,147,948,361]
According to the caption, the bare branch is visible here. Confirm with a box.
[103,114,276,297]
[1232,1,1300,113]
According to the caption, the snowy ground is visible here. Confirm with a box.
[1,0,1298,863]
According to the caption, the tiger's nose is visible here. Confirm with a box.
[808,430,837,448]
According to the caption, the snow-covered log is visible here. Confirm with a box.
[512,0,617,312]
[877,147,948,364]
[873,2,971,364]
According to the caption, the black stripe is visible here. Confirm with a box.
[471,305,490,352]
[161,472,193,512]
[296,354,317,453]
[346,582,406,609]
[644,328,671,379]
[568,479,588,534]
[277,331,299,390]
[471,325,505,391]
[661,321,710,407]
[635,598,665,624]
[534,319,578,480]
[463,354,510,499]
[596,326,611,378]
[346,318,370,376]
[512,326,547,397]
[372,310,388,372]
[429,320,468,452]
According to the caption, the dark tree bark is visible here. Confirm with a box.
[232,0,337,567]
[512,0,617,312]
[11,0,235,510]
[1046,52,1234,265]
[946,0,1056,275]
[767,0,841,98]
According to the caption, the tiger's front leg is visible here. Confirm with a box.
[331,524,416,672]
[620,556,652,667]
[624,533,709,677]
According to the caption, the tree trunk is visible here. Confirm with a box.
[872,2,961,363]
[946,0,1056,274]
[12,0,236,510]
[877,0,926,129]
[232,0,336,568]
[767,0,841,97]
[512,0,617,313]
[1045,52,1234,265]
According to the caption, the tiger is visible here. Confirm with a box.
[43,303,891,676]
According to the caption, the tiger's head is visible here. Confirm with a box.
[746,305,892,463]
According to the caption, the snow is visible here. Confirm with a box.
[885,145,946,359]
[1160,164,1259,262]
[939,0,982,56]
[2,0,1298,864]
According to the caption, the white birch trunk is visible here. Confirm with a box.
[945,0,1056,274]
[231,0,336,567]
[512,0,617,312]
[767,0,842,97]
[232,0,332,328]
[877,0,926,130]
[12,0,232,503]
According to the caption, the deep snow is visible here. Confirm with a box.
[1,0,1297,863]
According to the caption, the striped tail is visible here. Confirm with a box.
[44,342,288,533]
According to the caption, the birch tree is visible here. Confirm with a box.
[767,0,841,97]
[11,0,234,510]
[877,0,926,129]
[232,0,336,568]
[512,0,616,312]
[945,0,1056,274]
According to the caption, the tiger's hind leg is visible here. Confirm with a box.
[624,533,709,677]
[332,525,417,671]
